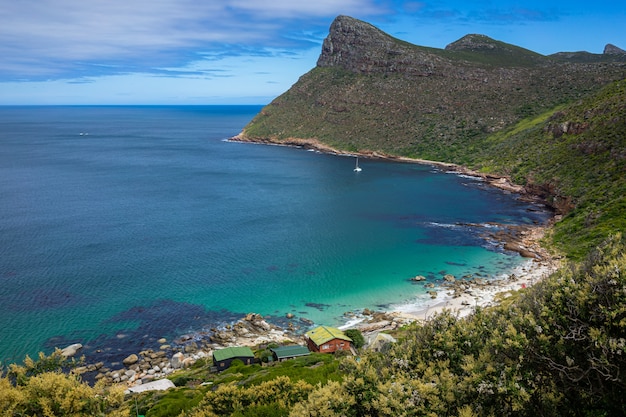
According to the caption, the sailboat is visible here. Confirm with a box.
[353,157,362,172]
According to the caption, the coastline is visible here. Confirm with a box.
[61,133,561,388]
[230,132,562,327]
[229,133,529,196]
[70,231,560,388]
[349,224,560,334]
[390,249,559,322]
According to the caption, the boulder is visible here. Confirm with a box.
[411,275,426,282]
[443,274,456,282]
[171,352,185,369]
[61,343,83,357]
[122,354,139,366]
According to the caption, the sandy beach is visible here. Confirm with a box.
[392,256,559,322]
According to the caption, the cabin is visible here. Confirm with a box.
[305,326,353,353]
[212,346,255,370]
[270,345,311,362]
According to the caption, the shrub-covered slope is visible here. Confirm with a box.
[470,79,626,258]
[241,15,626,258]
[242,16,624,165]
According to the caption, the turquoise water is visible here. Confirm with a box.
[0,106,550,363]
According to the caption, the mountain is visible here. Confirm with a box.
[240,16,624,162]
[238,15,626,256]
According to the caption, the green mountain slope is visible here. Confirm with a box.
[240,15,626,258]
[472,79,626,258]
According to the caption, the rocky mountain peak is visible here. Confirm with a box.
[604,43,625,55]
[316,15,444,75]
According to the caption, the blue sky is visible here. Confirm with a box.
[1,0,624,105]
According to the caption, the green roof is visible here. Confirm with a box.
[213,346,254,362]
[305,326,352,346]
[270,345,310,359]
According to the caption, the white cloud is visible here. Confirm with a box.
[0,0,386,80]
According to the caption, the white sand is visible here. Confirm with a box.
[392,257,559,322]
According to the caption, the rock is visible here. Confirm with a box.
[61,343,83,357]
[604,43,626,55]
[317,15,444,76]
[519,249,537,258]
[184,342,198,353]
[362,308,372,315]
[411,275,426,282]
[125,378,175,394]
[358,320,391,332]
[171,352,185,369]
[123,354,139,366]
[158,338,167,344]
[286,313,294,319]
[443,274,456,282]
[428,291,438,299]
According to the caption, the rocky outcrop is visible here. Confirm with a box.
[604,44,626,55]
[209,313,293,346]
[79,313,302,388]
[317,15,448,76]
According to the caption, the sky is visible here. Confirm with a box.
[1,0,624,105]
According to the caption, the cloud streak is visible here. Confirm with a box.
[0,0,387,81]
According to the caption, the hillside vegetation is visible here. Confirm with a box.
[241,15,626,258]
[2,15,626,416]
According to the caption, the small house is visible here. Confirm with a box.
[305,326,353,353]
[212,346,255,370]
[270,345,311,362]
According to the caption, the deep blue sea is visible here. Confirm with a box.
[0,105,551,363]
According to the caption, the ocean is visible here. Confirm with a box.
[0,105,551,363]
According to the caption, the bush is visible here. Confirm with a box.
[344,329,365,349]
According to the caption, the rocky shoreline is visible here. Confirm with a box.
[65,235,558,390]
[68,253,556,389]
[66,313,307,388]
[58,137,560,390]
